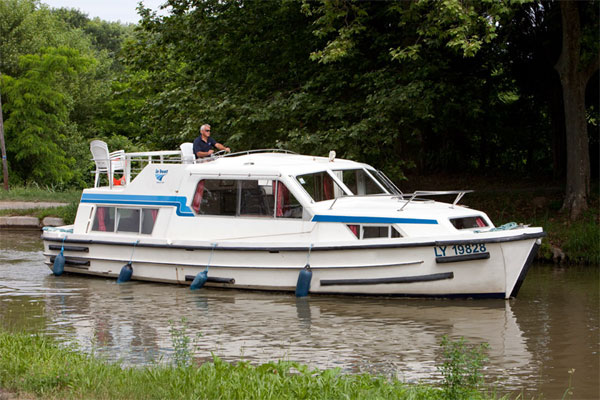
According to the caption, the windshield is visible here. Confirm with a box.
[332,169,388,195]
[296,168,398,202]
[296,172,346,202]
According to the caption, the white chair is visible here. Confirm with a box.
[180,142,195,164]
[90,140,126,188]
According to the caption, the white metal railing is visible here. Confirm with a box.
[123,150,183,184]
[118,149,297,185]
[398,190,473,211]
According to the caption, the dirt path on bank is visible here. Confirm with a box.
[0,201,68,210]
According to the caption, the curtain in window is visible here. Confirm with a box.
[323,174,333,200]
[97,207,106,231]
[192,180,205,213]
[274,181,290,217]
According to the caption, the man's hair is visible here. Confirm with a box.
[201,124,210,132]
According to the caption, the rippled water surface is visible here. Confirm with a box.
[1,231,598,398]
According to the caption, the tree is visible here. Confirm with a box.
[1,47,94,184]
[555,1,598,220]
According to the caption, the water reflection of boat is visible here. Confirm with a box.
[40,276,532,381]
[42,148,545,298]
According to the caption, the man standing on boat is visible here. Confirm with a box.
[193,124,230,158]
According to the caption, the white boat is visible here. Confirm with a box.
[42,146,545,299]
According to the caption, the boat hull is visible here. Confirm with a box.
[43,230,544,299]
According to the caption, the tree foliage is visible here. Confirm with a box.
[2,47,94,183]
[0,0,597,208]
[0,0,134,187]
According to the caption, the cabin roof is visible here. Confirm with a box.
[188,152,369,176]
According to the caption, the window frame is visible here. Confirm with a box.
[91,206,158,235]
[191,178,303,219]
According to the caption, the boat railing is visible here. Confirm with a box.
[222,149,298,157]
[398,190,473,211]
[116,148,297,185]
[122,150,183,184]
[327,194,393,210]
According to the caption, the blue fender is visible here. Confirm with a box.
[190,270,208,290]
[295,265,312,297]
[52,251,65,276]
[117,262,133,283]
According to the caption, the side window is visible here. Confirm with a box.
[92,206,115,232]
[274,181,302,218]
[194,179,237,216]
[192,179,302,218]
[362,226,389,239]
[92,206,158,234]
[116,208,140,233]
[347,224,403,239]
[297,172,344,202]
[240,180,273,216]
[141,209,159,234]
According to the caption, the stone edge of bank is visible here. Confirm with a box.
[0,216,64,230]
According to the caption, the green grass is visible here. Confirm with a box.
[0,186,81,225]
[0,331,507,400]
[0,185,81,203]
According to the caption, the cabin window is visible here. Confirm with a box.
[117,208,140,233]
[333,169,386,195]
[141,209,159,234]
[273,181,303,218]
[450,216,488,230]
[296,172,346,202]
[346,224,403,239]
[92,206,115,232]
[362,226,389,239]
[193,179,302,218]
[92,206,158,234]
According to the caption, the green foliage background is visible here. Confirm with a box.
[0,0,598,189]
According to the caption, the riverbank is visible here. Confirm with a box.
[0,330,518,400]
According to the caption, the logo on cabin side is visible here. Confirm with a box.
[155,169,168,183]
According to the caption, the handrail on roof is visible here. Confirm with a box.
[222,149,298,157]
[398,190,473,211]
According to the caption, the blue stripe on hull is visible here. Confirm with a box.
[311,215,438,225]
[81,193,195,217]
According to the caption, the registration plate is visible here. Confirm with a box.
[434,243,487,258]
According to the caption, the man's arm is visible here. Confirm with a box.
[215,142,231,152]
[195,149,214,158]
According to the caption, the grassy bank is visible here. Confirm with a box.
[0,331,504,400]
[0,187,81,225]
[0,180,597,264]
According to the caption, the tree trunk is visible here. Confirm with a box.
[554,1,597,220]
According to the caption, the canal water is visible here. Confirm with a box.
[0,231,598,398]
